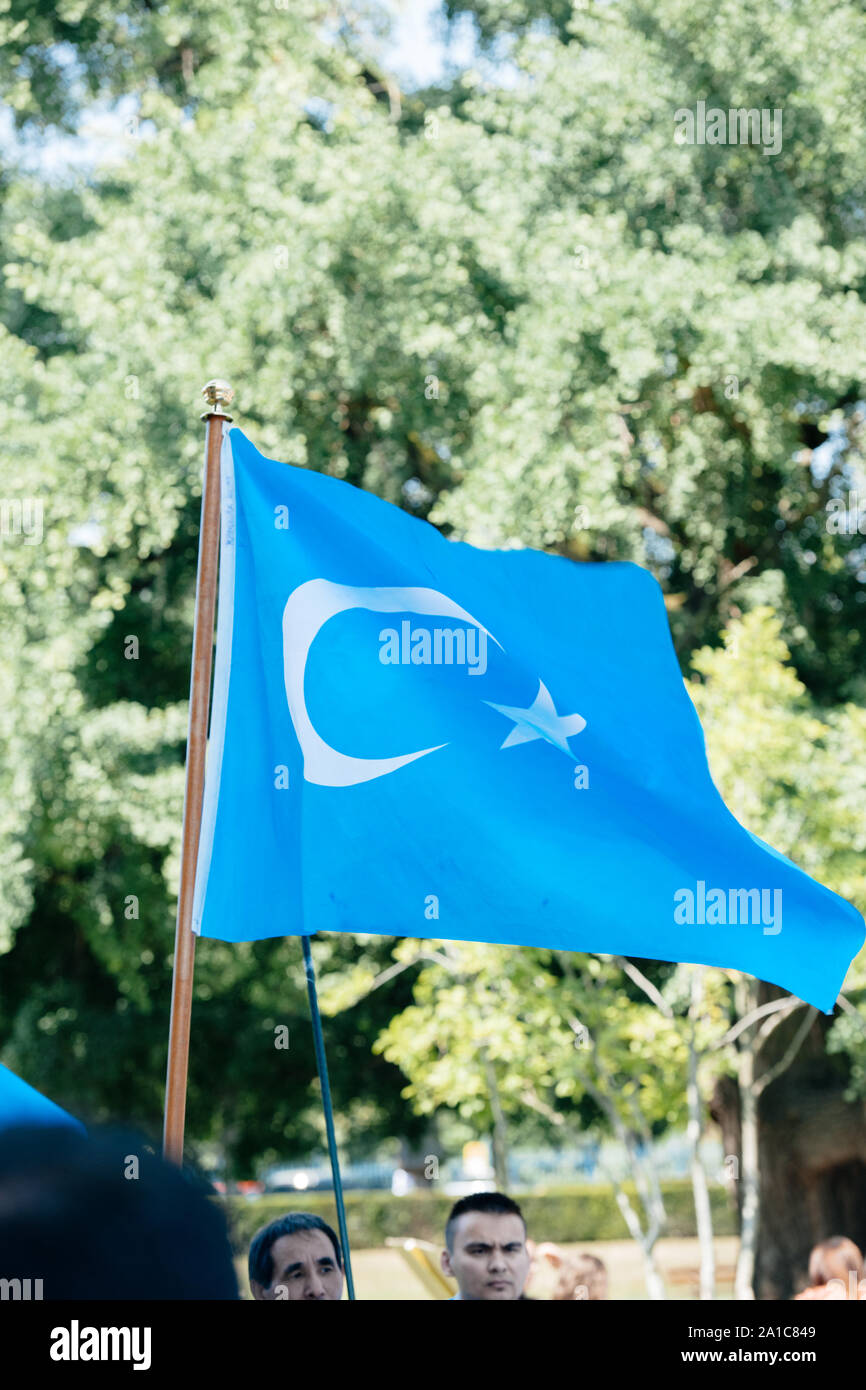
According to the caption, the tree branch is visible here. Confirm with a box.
[714,994,801,1049]
[754,1007,817,1098]
[753,1000,805,1051]
[606,954,673,1017]
[520,1085,566,1127]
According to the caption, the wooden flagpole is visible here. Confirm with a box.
[163,378,234,1164]
[163,385,356,1299]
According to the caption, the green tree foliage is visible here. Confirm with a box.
[689,607,866,912]
[369,943,686,1138]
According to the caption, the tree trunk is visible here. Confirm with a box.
[484,1053,510,1190]
[713,986,866,1299]
[612,1183,666,1299]
[755,1048,866,1298]
[734,1040,759,1299]
[687,969,715,1299]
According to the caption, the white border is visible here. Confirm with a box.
[191,421,237,934]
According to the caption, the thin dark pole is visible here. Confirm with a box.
[302,933,356,1300]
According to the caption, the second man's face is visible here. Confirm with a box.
[442,1212,530,1300]
[253,1229,344,1301]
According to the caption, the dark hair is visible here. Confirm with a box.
[0,1124,238,1299]
[248,1212,343,1288]
[445,1192,526,1251]
[808,1236,864,1287]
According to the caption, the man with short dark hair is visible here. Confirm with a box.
[249,1212,344,1301]
[441,1192,530,1301]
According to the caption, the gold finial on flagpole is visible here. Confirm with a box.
[200,378,235,420]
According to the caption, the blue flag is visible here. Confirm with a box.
[192,426,864,1013]
[0,1063,84,1134]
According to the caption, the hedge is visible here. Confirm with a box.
[224,1179,738,1253]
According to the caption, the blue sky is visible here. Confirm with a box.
[386,0,477,84]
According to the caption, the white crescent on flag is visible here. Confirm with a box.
[282,579,501,786]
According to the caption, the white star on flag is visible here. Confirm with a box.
[486,680,587,755]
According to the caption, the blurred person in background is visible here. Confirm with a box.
[532,1242,608,1300]
[795,1236,865,1300]
[0,1124,238,1299]
[248,1212,344,1301]
[441,1192,531,1301]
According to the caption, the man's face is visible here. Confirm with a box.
[251,1229,343,1301]
[441,1212,530,1300]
